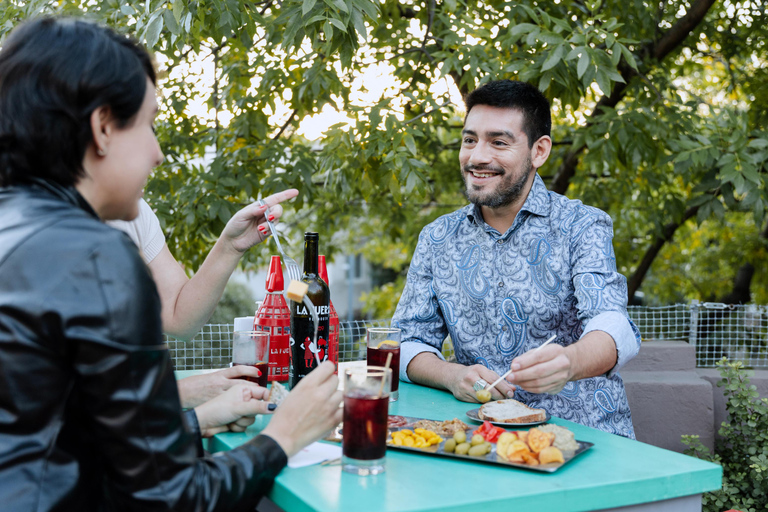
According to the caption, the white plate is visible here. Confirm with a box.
[465,408,551,427]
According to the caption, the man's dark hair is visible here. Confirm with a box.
[0,17,156,187]
[464,80,551,148]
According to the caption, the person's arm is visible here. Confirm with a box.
[393,229,514,402]
[507,210,640,394]
[151,189,298,341]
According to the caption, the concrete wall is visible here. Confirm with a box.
[621,340,768,453]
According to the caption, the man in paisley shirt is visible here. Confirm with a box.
[391,80,641,438]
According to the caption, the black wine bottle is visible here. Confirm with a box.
[289,232,331,388]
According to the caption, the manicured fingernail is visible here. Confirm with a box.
[506,390,515,398]
[267,214,275,221]
[258,226,267,232]
[267,403,277,411]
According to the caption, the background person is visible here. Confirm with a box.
[392,79,641,438]
[109,192,299,409]
[0,17,342,511]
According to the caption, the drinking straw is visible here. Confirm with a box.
[377,352,393,398]
[486,334,558,392]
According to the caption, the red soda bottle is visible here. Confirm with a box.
[254,256,291,382]
[318,255,339,365]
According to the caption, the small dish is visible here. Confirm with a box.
[465,408,551,427]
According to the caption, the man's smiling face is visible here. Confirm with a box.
[459,105,534,209]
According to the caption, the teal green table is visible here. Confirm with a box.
[176,371,721,512]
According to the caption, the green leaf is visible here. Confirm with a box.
[577,51,590,78]
[172,0,184,22]
[509,23,538,39]
[541,45,564,72]
[120,5,135,15]
[618,44,638,70]
[403,134,417,155]
[596,69,611,95]
[328,17,347,32]
[538,71,553,91]
[145,12,164,48]
[303,0,317,15]
[748,138,768,149]
[163,9,180,36]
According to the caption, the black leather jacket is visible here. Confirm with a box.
[0,180,287,511]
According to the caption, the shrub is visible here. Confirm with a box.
[682,358,768,512]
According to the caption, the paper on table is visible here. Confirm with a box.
[287,442,342,468]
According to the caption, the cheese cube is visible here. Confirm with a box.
[285,280,309,302]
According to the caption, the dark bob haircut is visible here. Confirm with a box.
[0,17,155,187]
[464,80,551,148]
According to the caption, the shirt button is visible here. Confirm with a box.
[502,326,508,332]
[498,282,504,288]
[497,240,503,245]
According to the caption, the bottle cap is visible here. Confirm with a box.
[318,255,329,284]
[266,255,284,292]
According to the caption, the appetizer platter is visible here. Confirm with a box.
[384,416,592,473]
[328,404,593,473]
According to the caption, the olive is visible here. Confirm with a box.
[476,389,492,403]
[455,442,471,455]
[468,444,489,457]
[443,439,457,453]
[453,431,467,444]
[470,434,485,446]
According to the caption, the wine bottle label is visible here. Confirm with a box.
[289,311,330,386]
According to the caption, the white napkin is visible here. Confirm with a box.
[287,442,342,468]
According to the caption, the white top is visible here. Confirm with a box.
[106,198,166,263]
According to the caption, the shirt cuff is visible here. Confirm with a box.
[581,311,640,376]
[400,341,445,383]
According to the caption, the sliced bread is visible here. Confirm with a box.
[478,399,547,424]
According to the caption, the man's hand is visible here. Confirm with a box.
[507,331,617,394]
[221,189,299,254]
[178,366,264,409]
[446,364,516,403]
[506,344,573,395]
[194,384,273,437]
[261,361,343,458]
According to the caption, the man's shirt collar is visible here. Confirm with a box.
[465,173,551,231]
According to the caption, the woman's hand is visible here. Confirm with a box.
[193,384,274,437]
[221,189,299,254]
[177,366,264,409]
[261,361,343,458]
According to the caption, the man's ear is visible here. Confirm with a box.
[531,135,552,169]
[89,105,113,157]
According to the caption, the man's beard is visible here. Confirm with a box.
[463,156,533,209]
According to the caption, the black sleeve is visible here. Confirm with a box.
[64,234,288,511]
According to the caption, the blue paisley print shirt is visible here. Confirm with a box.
[392,174,641,439]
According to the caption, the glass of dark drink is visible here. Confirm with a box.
[232,331,270,388]
[341,366,391,475]
[366,327,401,401]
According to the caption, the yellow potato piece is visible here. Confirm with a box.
[539,446,565,464]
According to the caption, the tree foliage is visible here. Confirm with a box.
[2,0,766,312]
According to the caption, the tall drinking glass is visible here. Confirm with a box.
[342,366,391,475]
[366,327,401,401]
[232,331,270,388]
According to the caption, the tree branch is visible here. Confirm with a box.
[627,204,700,299]
[272,109,298,140]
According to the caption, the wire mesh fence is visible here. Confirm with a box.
[166,301,768,370]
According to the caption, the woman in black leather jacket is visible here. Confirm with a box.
[0,17,343,511]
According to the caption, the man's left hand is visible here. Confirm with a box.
[506,344,573,395]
